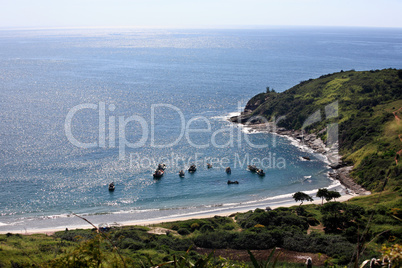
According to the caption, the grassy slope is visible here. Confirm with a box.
[245,69,402,192]
[0,233,76,266]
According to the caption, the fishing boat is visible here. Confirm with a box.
[248,165,258,172]
[108,182,115,191]
[153,169,164,178]
[226,166,231,174]
[179,170,185,177]
[188,164,197,173]
[227,180,239,184]
[158,163,167,170]
[256,169,265,176]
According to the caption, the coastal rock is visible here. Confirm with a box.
[329,166,371,195]
[229,112,253,124]
[329,163,344,169]
[278,130,293,136]
[228,118,370,196]
[304,134,316,142]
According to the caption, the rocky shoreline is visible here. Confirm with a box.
[229,117,371,196]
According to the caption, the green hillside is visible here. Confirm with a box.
[239,69,402,192]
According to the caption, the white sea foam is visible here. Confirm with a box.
[210,112,241,121]
[225,112,241,119]
[226,110,334,169]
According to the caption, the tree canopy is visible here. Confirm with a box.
[317,188,330,205]
[316,188,341,204]
[293,192,314,206]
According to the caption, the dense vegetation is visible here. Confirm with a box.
[1,192,400,267]
[241,69,402,192]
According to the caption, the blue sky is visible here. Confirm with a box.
[1,0,401,29]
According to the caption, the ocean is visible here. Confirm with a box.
[1,27,402,232]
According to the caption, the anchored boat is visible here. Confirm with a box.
[108,182,115,191]
[188,164,197,173]
[248,165,258,172]
[153,169,164,178]
[226,167,231,174]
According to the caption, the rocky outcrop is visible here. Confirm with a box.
[329,166,371,195]
[229,112,252,124]
[229,119,370,196]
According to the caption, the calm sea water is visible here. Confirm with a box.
[1,27,402,231]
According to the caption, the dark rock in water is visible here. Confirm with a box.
[229,111,254,124]
[229,115,252,124]
[302,156,311,161]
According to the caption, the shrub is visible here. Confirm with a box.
[200,224,214,233]
[194,231,237,249]
[155,236,193,251]
[307,217,320,226]
[283,233,354,264]
[177,228,190,236]
[120,238,145,250]
[222,223,235,230]
[233,231,276,250]
[190,223,200,231]
[54,229,95,242]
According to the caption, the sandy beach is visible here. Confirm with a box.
[1,191,358,236]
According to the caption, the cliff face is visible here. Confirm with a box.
[233,69,402,192]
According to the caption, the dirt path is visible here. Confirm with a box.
[196,247,329,266]
[393,107,402,121]
[147,227,179,236]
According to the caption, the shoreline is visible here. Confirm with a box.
[1,192,356,236]
[0,179,348,235]
[230,118,371,196]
